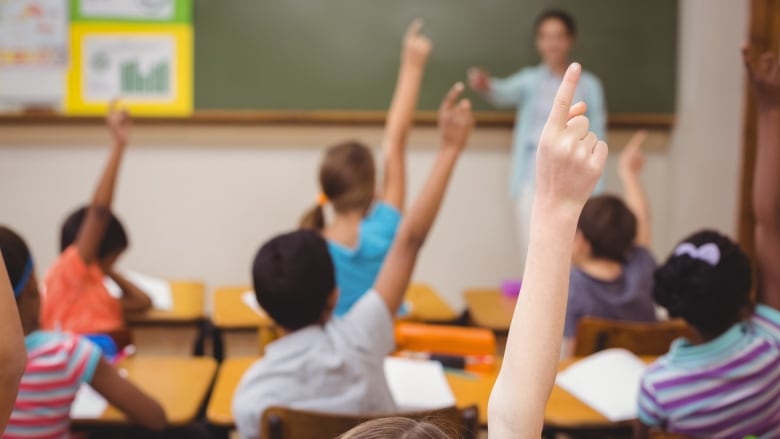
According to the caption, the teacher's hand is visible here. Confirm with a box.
[468,68,491,93]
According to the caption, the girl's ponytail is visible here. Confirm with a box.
[300,204,326,230]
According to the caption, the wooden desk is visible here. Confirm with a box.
[212,286,274,330]
[213,284,458,329]
[73,356,217,427]
[404,284,459,323]
[207,357,498,428]
[544,356,656,430]
[463,289,516,332]
[126,281,206,325]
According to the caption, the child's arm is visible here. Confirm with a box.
[488,63,608,438]
[75,105,130,264]
[743,48,780,311]
[90,358,167,431]
[380,19,432,212]
[0,252,26,433]
[106,271,152,313]
[619,130,651,247]
[374,83,474,314]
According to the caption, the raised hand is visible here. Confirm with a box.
[742,47,780,107]
[535,63,608,212]
[106,102,131,146]
[438,82,475,151]
[402,19,432,67]
[467,68,491,93]
[619,130,648,178]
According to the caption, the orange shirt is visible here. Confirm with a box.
[40,246,124,334]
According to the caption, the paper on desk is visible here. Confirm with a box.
[555,348,648,422]
[384,357,456,412]
[103,271,173,311]
[242,290,270,318]
[70,384,108,419]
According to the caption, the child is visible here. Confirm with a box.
[41,106,152,338]
[0,225,166,438]
[233,82,475,439]
[634,49,780,439]
[0,252,25,434]
[299,20,432,316]
[562,130,656,355]
[488,62,609,438]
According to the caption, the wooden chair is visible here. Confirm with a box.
[649,431,694,439]
[261,405,479,439]
[573,317,696,357]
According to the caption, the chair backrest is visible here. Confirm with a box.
[573,317,696,357]
[260,405,478,439]
[395,322,496,357]
[649,432,694,439]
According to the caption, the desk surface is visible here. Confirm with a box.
[463,289,516,332]
[404,284,459,323]
[207,355,655,430]
[212,286,274,330]
[126,281,206,325]
[213,284,458,330]
[73,356,217,427]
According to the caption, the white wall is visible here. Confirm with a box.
[0,0,748,311]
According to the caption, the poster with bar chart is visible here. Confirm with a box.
[65,1,192,116]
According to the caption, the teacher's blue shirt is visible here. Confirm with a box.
[486,64,607,198]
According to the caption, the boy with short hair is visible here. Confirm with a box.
[232,83,475,439]
[563,131,656,355]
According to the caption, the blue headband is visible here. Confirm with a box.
[13,258,33,299]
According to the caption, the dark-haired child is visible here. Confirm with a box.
[233,83,475,439]
[562,131,656,355]
[299,20,431,316]
[0,226,166,438]
[0,252,26,434]
[634,49,780,438]
[41,107,152,339]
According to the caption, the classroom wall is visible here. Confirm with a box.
[0,0,747,311]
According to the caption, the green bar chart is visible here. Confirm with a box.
[120,61,169,94]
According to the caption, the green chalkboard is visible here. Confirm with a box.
[193,0,677,114]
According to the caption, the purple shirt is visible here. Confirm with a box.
[638,305,780,438]
[564,246,658,337]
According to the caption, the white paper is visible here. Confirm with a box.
[384,357,456,412]
[241,291,270,318]
[103,271,173,311]
[555,348,648,422]
[70,384,108,419]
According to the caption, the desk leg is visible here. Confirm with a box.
[192,320,225,362]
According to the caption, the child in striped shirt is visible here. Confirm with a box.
[635,48,780,439]
[0,226,166,439]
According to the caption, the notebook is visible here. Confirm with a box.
[384,357,456,412]
[555,348,648,422]
[103,271,173,311]
[70,384,108,419]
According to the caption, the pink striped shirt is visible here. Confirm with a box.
[638,305,780,438]
[3,332,101,439]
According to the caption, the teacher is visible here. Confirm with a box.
[468,9,606,259]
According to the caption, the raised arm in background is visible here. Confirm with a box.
[488,63,608,438]
[381,19,432,211]
[743,48,780,311]
[619,130,652,247]
[0,252,26,434]
[374,82,474,314]
[75,105,130,265]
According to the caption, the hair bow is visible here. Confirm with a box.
[674,242,720,266]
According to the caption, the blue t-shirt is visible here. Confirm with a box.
[329,202,401,317]
[564,246,658,337]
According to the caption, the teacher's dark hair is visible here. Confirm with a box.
[535,9,577,37]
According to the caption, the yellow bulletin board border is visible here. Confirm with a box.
[65,23,193,117]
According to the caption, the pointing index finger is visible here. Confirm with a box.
[406,18,424,38]
[440,82,464,112]
[546,63,582,129]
